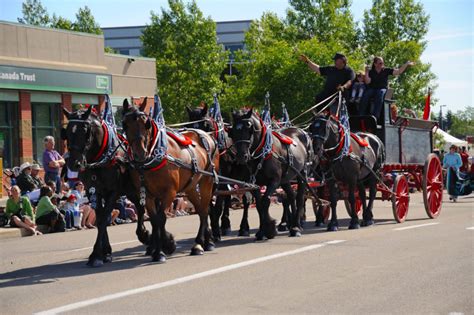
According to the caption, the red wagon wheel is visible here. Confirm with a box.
[423,153,443,218]
[344,198,362,217]
[392,175,410,223]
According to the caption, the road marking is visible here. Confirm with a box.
[35,240,346,315]
[466,227,474,230]
[68,240,140,252]
[393,222,440,231]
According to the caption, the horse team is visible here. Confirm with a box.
[62,95,385,265]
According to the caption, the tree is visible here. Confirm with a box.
[17,0,50,26]
[142,0,228,122]
[72,6,102,35]
[445,110,453,131]
[362,0,436,110]
[286,0,358,51]
[50,14,73,30]
[449,107,474,139]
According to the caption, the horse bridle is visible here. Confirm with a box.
[66,118,95,167]
[231,117,265,158]
[123,110,152,160]
[311,116,343,155]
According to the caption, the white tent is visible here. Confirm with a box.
[435,128,468,151]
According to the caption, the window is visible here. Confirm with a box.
[32,103,60,165]
[119,49,130,55]
[0,101,19,168]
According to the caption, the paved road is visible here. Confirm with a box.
[1,192,472,314]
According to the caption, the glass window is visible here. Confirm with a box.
[0,101,19,168]
[32,103,60,165]
[113,106,123,132]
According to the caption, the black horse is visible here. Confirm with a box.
[229,108,315,238]
[62,106,149,267]
[309,112,385,230]
[186,104,251,240]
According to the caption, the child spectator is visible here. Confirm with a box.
[350,71,366,104]
[71,181,95,228]
[35,186,66,233]
[60,194,80,230]
[5,186,41,235]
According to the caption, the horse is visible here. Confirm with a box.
[62,106,150,267]
[308,112,385,231]
[229,108,315,238]
[186,104,251,240]
[122,99,219,262]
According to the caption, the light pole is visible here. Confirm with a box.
[439,105,447,130]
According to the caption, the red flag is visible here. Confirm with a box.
[422,89,431,120]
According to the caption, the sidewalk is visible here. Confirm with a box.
[0,227,30,240]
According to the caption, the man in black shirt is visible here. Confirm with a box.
[360,56,414,119]
[300,52,355,113]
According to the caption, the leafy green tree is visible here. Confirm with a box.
[286,0,358,51]
[449,107,474,139]
[50,14,73,30]
[362,0,435,110]
[445,110,453,131]
[17,0,50,26]
[142,0,228,122]
[72,6,102,35]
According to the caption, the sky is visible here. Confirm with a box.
[0,0,472,113]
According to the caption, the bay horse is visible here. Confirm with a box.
[308,112,385,230]
[62,106,149,267]
[229,108,315,238]
[122,99,219,262]
[186,104,251,240]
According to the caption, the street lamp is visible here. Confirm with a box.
[439,105,447,130]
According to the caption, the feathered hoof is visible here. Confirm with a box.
[255,230,264,241]
[348,222,360,230]
[204,243,215,252]
[190,244,204,256]
[152,251,167,264]
[277,224,288,232]
[221,228,231,236]
[162,235,177,256]
[103,254,113,263]
[145,246,153,256]
[212,234,222,242]
[327,224,339,232]
[361,219,375,227]
[289,229,302,237]
[264,220,277,239]
[238,229,250,237]
[87,258,104,268]
[315,221,325,227]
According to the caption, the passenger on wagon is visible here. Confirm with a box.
[5,186,41,235]
[360,57,415,119]
[299,52,355,113]
[349,70,366,104]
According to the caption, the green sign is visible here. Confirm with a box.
[0,65,112,94]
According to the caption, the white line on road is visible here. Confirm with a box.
[466,227,474,230]
[393,222,440,231]
[35,240,346,315]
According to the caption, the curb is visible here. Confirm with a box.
[0,227,24,240]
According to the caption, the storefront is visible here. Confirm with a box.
[0,21,156,170]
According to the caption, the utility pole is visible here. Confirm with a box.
[439,105,447,130]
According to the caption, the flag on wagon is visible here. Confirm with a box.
[423,88,431,120]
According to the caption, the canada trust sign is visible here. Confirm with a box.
[0,71,36,82]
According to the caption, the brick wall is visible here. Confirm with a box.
[18,91,33,163]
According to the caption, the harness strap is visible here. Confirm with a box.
[92,122,109,162]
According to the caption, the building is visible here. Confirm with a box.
[102,20,252,60]
[0,20,157,170]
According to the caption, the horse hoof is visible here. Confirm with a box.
[153,252,167,264]
[204,243,215,252]
[238,230,250,237]
[145,246,153,256]
[221,228,231,236]
[264,221,277,239]
[289,230,302,237]
[255,230,264,241]
[103,255,113,263]
[213,235,222,242]
[87,258,104,268]
[277,224,288,232]
[162,239,177,256]
[361,219,374,227]
[327,225,338,232]
[190,245,204,256]
[349,223,360,230]
[315,221,325,227]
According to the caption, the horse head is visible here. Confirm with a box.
[230,108,261,165]
[186,103,210,130]
[62,105,101,171]
[308,112,335,159]
[122,98,152,163]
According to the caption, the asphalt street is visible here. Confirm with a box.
[0,192,472,314]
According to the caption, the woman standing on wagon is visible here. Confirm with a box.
[360,56,415,119]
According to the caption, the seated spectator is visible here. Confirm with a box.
[60,194,81,230]
[402,108,418,118]
[60,182,70,198]
[349,71,366,104]
[114,196,137,223]
[35,186,66,233]
[31,163,45,187]
[5,186,41,235]
[16,162,41,203]
[71,181,95,228]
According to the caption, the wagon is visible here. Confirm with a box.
[342,96,443,223]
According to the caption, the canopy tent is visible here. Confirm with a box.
[435,128,468,151]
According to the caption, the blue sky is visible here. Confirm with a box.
[1,0,472,113]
